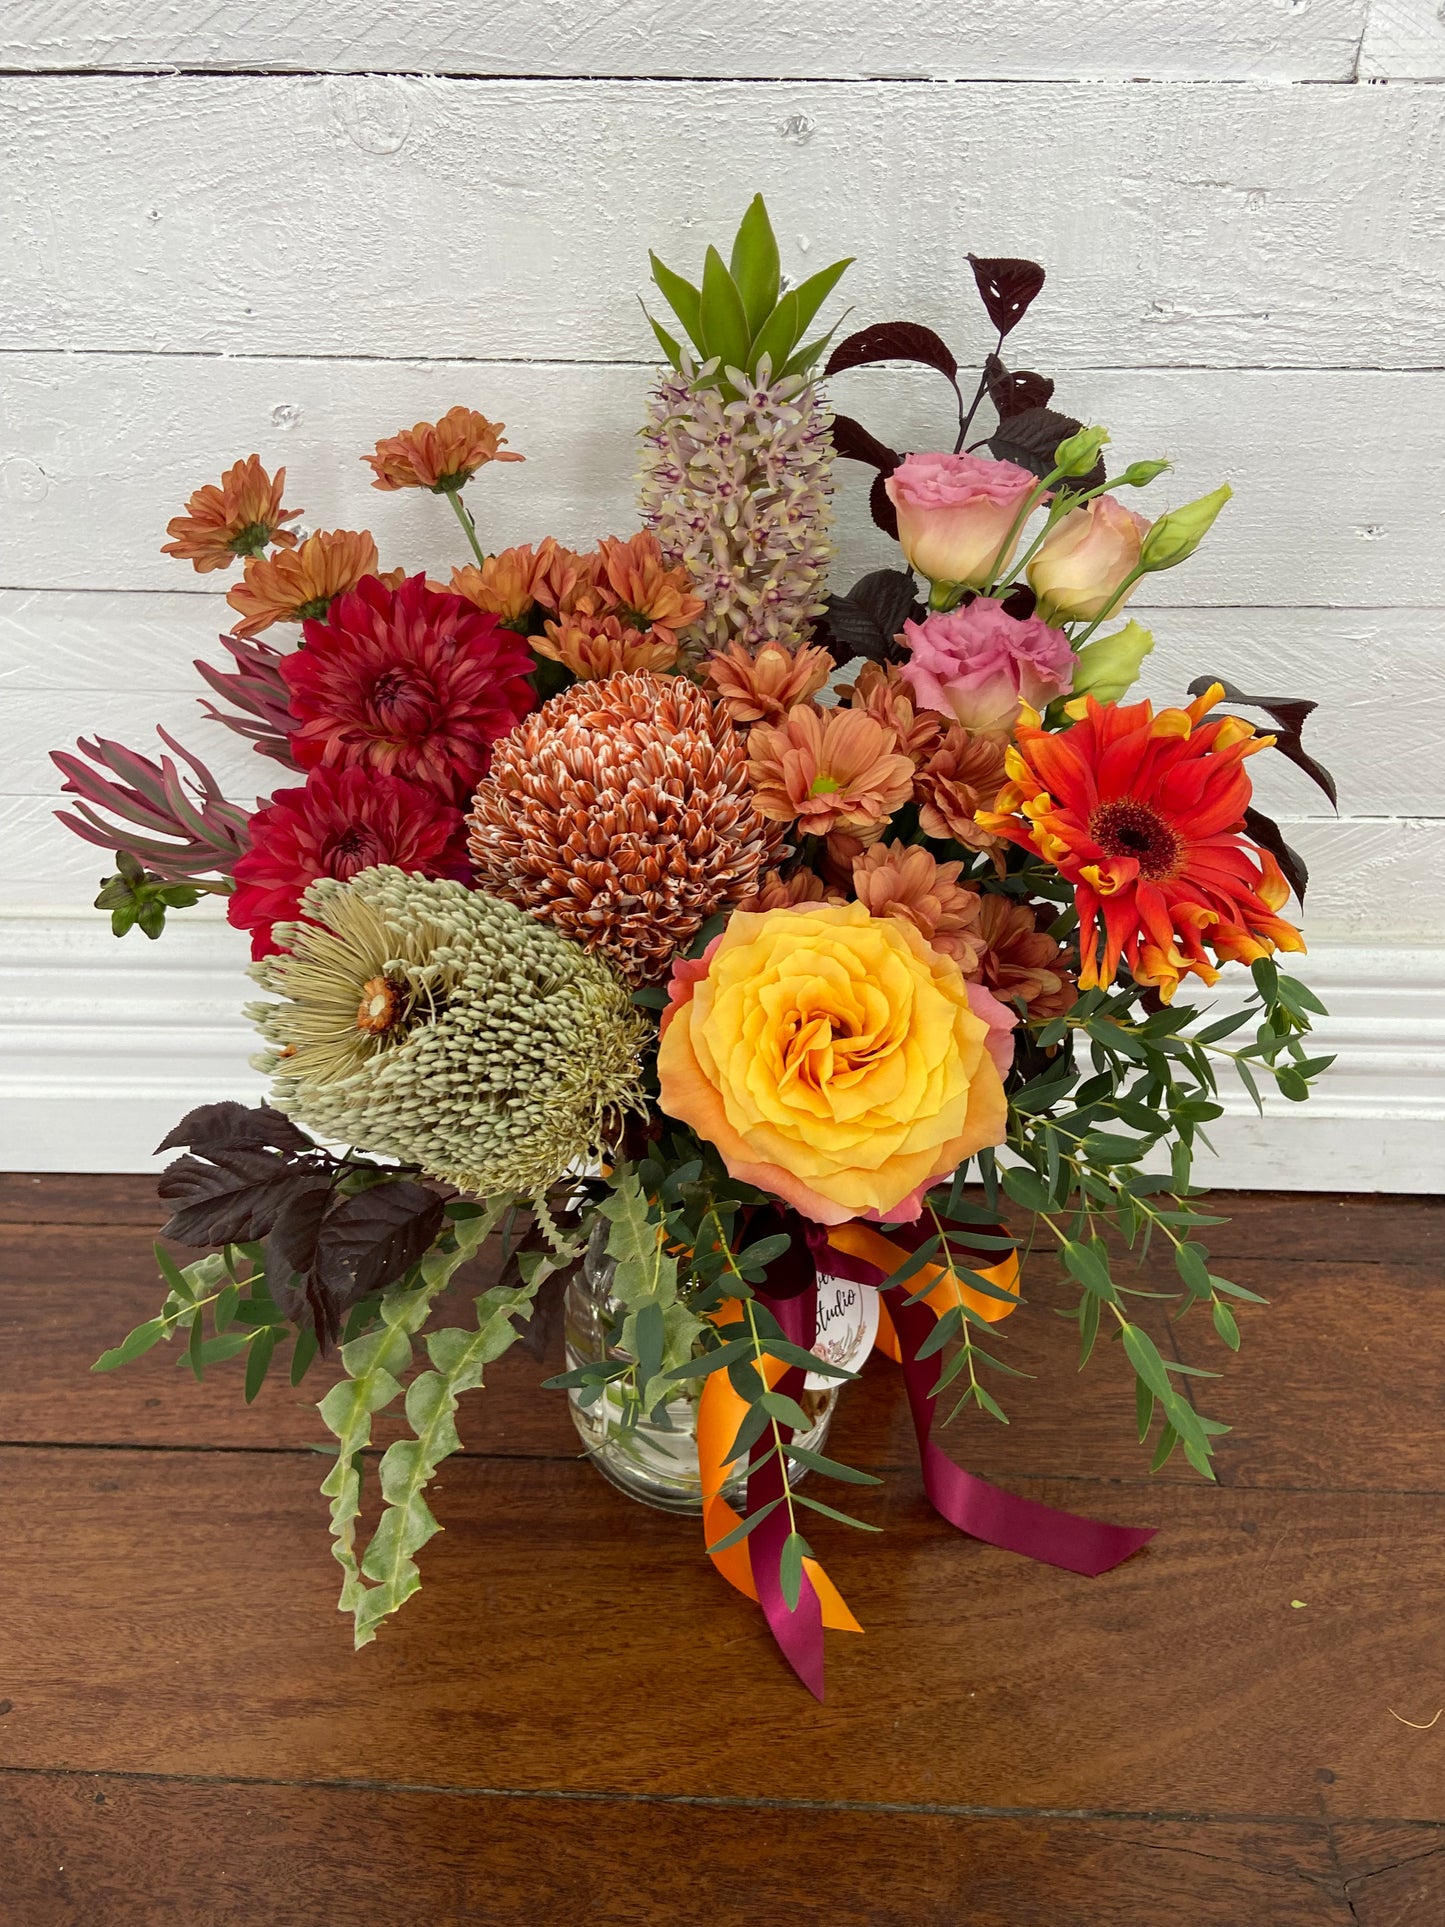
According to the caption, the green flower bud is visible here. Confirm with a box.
[1139,483,1232,571]
[1117,459,1171,489]
[1069,620,1156,705]
[1053,425,1110,477]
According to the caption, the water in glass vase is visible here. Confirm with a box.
[563,1216,840,1514]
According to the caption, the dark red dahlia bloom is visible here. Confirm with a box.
[228,766,468,959]
[282,573,536,804]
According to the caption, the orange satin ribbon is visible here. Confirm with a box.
[696,1227,1022,1632]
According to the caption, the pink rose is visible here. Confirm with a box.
[1026,494,1150,624]
[898,597,1076,734]
[885,452,1039,589]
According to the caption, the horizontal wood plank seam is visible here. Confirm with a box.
[0,70,1395,87]
[2,1759,1435,1831]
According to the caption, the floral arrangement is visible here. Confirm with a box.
[55,200,1336,1696]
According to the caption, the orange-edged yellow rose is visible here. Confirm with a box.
[656,902,1011,1225]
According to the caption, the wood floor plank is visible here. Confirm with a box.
[1333,1823,1445,1925]
[0,1220,1191,1485]
[0,1772,1356,1927]
[0,1173,162,1228]
[1,1445,1441,1823]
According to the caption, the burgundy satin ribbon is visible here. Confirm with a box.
[745,1283,827,1699]
[819,1236,1157,1577]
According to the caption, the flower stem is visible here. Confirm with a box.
[447,488,487,568]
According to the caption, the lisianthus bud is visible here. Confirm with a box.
[1117,459,1171,489]
[884,451,1039,590]
[1068,620,1155,704]
[1026,495,1150,625]
[1053,425,1110,478]
[1139,483,1232,571]
[899,598,1076,735]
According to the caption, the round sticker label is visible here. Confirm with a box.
[805,1275,881,1390]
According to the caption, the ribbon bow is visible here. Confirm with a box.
[696,1221,1157,1699]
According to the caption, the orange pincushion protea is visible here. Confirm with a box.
[977,686,1305,1001]
[364,407,523,493]
[162,456,300,573]
[226,531,380,639]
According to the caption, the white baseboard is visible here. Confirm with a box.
[0,908,1441,1191]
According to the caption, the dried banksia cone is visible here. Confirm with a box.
[466,671,778,984]
[638,197,850,655]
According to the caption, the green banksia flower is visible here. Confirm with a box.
[639,196,847,655]
[247,867,648,1202]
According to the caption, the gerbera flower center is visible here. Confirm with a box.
[1089,798,1183,880]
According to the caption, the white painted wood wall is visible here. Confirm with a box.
[1,2,1442,1185]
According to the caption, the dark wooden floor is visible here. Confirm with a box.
[1,1177,1443,1926]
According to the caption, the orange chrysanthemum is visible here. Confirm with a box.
[161,456,300,574]
[364,406,523,493]
[977,687,1305,1002]
[746,705,915,838]
[594,532,705,649]
[704,638,834,727]
[914,724,1011,859]
[532,611,679,680]
[971,896,1075,1019]
[226,531,380,640]
[736,867,839,913]
[844,660,946,763]
[850,840,984,972]
[450,540,574,628]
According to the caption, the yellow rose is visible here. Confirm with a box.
[656,903,1010,1225]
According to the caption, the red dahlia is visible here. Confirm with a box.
[282,573,536,804]
[228,767,467,959]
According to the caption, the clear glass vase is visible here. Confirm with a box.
[563,1215,840,1514]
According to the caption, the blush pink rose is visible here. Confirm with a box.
[1026,494,1151,624]
[898,597,1077,734]
[885,452,1040,589]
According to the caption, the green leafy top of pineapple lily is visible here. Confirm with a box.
[646,194,853,391]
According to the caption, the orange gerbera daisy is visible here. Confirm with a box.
[161,456,300,573]
[977,685,1305,1002]
[364,407,523,493]
[746,704,915,838]
[594,532,705,648]
[226,530,379,639]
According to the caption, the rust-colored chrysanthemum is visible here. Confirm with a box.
[704,638,833,727]
[226,531,380,639]
[532,611,679,680]
[594,532,705,650]
[162,456,300,574]
[467,671,779,984]
[914,724,1011,858]
[450,539,582,628]
[746,704,914,838]
[364,406,524,493]
[844,660,946,764]
[977,687,1305,1000]
[971,895,1075,1019]
[850,840,983,972]
[736,867,838,913]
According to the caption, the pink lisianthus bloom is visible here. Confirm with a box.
[898,597,1076,735]
[884,452,1040,589]
[1027,494,1150,624]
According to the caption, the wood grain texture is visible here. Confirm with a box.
[0,1774,1363,1927]
[0,0,1372,82]
[3,1444,1443,1820]
[4,77,1443,367]
[5,358,1442,609]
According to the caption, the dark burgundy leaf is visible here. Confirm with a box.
[850,567,923,637]
[263,1181,335,1302]
[989,405,1104,492]
[744,1205,817,1301]
[157,1147,316,1246]
[821,569,921,664]
[826,321,958,384]
[968,255,1046,338]
[1187,677,1338,809]
[315,1181,448,1304]
[155,1101,312,1159]
[831,414,901,473]
[985,353,1055,421]
[999,583,1039,620]
[1243,807,1310,904]
[869,468,900,539]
